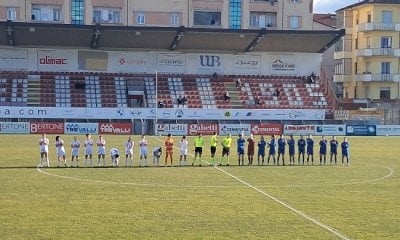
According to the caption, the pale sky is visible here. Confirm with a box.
[313,0,361,13]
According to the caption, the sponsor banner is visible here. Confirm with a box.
[37,50,75,71]
[186,53,226,74]
[0,122,30,134]
[0,107,325,121]
[78,50,108,71]
[283,125,315,135]
[219,124,251,136]
[232,55,261,75]
[157,52,185,73]
[0,48,28,70]
[270,55,298,75]
[109,51,148,73]
[314,125,346,136]
[188,124,219,136]
[376,125,400,136]
[30,121,64,134]
[64,122,98,135]
[157,123,187,136]
[346,125,376,136]
[250,124,283,135]
[98,123,132,135]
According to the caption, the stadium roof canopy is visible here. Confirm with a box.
[0,21,344,54]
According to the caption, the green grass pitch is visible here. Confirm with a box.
[0,134,399,239]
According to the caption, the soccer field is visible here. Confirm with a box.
[0,134,399,240]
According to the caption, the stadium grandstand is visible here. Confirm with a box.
[0,0,397,135]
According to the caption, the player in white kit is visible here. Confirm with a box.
[139,135,148,167]
[110,148,120,167]
[55,135,66,167]
[84,133,94,167]
[152,147,162,167]
[125,136,134,167]
[97,135,106,167]
[179,136,189,166]
[39,133,50,167]
[70,136,80,167]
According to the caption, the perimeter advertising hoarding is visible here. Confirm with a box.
[98,123,132,135]
[314,125,346,136]
[64,123,98,135]
[0,122,30,134]
[0,48,28,70]
[376,125,400,136]
[346,125,376,136]
[219,124,251,136]
[250,124,282,135]
[188,124,219,136]
[157,124,187,136]
[283,125,315,135]
[30,122,64,134]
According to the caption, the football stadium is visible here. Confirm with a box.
[1,0,399,239]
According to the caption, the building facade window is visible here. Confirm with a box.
[381,37,392,48]
[250,12,277,28]
[380,87,390,99]
[193,11,221,26]
[367,11,371,23]
[31,5,61,22]
[288,16,301,29]
[381,11,392,23]
[93,8,121,24]
[289,0,301,3]
[71,0,84,25]
[229,0,242,29]
[381,62,390,74]
[136,13,145,24]
[170,13,179,26]
[7,7,17,21]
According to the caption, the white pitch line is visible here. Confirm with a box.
[36,167,241,188]
[213,166,350,240]
[152,136,351,240]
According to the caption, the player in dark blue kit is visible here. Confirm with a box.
[287,135,295,165]
[341,137,350,166]
[237,134,246,166]
[257,135,267,166]
[277,135,286,166]
[330,136,338,165]
[306,134,314,165]
[297,135,306,165]
[267,135,276,165]
[319,136,327,165]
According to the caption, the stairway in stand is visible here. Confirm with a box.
[223,82,243,108]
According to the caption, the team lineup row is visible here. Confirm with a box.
[37,132,350,168]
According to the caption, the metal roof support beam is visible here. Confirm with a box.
[318,29,345,53]
[90,23,101,49]
[6,20,15,46]
[245,28,267,52]
[169,26,185,51]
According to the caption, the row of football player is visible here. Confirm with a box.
[38,133,350,168]
[191,133,350,167]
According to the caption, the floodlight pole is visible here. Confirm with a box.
[155,71,158,135]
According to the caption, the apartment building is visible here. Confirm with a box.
[0,0,315,30]
[334,0,400,100]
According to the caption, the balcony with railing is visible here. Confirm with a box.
[356,22,400,32]
[355,74,400,82]
[356,48,400,57]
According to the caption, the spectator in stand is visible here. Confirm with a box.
[177,96,183,107]
[182,95,188,106]
[254,96,261,105]
[158,100,165,108]
[224,91,230,101]
[275,89,280,97]
[236,79,242,88]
